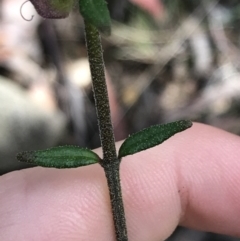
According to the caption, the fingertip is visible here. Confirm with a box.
[1,123,240,241]
[119,122,240,238]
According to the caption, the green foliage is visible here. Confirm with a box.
[79,0,111,35]
[16,2,194,240]
[17,146,100,168]
[118,120,192,158]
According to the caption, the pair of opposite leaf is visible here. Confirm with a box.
[17,120,192,168]
[28,0,111,35]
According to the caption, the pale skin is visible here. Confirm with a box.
[0,123,240,241]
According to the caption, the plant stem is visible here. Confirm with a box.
[84,21,128,241]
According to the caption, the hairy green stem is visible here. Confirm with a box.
[84,21,128,241]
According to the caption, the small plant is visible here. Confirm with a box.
[17,1,192,241]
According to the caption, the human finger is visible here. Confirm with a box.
[0,123,240,241]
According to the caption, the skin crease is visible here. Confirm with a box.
[0,123,240,241]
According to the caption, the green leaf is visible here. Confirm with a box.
[17,146,101,168]
[79,0,111,35]
[118,120,192,158]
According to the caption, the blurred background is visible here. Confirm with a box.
[0,0,240,240]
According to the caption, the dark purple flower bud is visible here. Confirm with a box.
[29,0,74,18]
